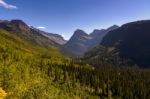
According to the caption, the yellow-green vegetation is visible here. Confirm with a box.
[0,29,99,99]
[0,87,6,99]
[0,28,150,99]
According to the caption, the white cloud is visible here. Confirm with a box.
[0,0,17,9]
[37,26,46,29]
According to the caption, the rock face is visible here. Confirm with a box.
[64,29,92,55]
[41,32,67,45]
[85,20,150,67]
[64,25,118,56]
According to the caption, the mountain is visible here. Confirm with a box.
[0,19,113,99]
[85,20,150,67]
[63,25,118,56]
[89,25,119,48]
[0,19,65,47]
[40,31,67,45]
[29,26,67,45]
[0,19,150,99]
[0,20,30,33]
[63,29,92,56]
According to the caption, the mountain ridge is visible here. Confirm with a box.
[63,25,119,56]
[0,19,66,47]
[85,20,150,67]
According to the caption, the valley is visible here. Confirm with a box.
[0,19,150,99]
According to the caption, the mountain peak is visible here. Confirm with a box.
[93,29,104,33]
[0,19,3,22]
[10,20,29,28]
[63,25,120,56]
[111,25,119,27]
[90,29,106,37]
[107,25,119,31]
[74,29,88,36]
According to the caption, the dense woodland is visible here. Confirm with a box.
[0,20,150,99]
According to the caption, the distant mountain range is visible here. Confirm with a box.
[1,19,150,67]
[63,25,118,56]
[85,20,150,67]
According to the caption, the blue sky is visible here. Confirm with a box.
[0,0,150,40]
